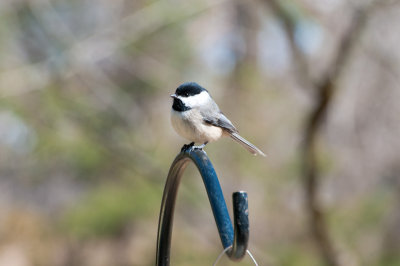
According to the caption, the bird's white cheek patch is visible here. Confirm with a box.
[179,91,210,108]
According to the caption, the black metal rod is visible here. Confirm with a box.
[228,191,249,260]
[156,148,249,265]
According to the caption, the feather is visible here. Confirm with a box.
[229,132,266,157]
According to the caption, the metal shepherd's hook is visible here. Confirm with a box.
[156,147,250,265]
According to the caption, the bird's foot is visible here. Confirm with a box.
[192,143,207,150]
[180,142,208,152]
[181,142,195,152]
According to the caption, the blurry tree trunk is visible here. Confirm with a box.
[263,1,380,265]
[302,11,369,266]
[309,7,381,265]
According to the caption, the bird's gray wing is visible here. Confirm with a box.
[202,110,238,133]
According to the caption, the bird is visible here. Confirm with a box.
[170,82,265,156]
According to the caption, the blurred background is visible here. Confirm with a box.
[1,0,400,265]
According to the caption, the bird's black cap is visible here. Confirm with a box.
[175,82,207,97]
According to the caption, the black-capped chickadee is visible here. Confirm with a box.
[170,82,266,156]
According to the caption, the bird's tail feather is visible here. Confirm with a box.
[230,132,266,157]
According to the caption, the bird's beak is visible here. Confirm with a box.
[170,94,177,99]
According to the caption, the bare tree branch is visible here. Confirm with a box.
[265,0,314,90]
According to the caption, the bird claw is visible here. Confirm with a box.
[181,142,208,152]
[193,144,206,150]
[181,142,195,152]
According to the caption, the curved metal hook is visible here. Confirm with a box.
[156,148,249,265]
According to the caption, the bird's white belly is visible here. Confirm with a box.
[171,109,223,143]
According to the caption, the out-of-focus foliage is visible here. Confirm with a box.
[0,0,400,265]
